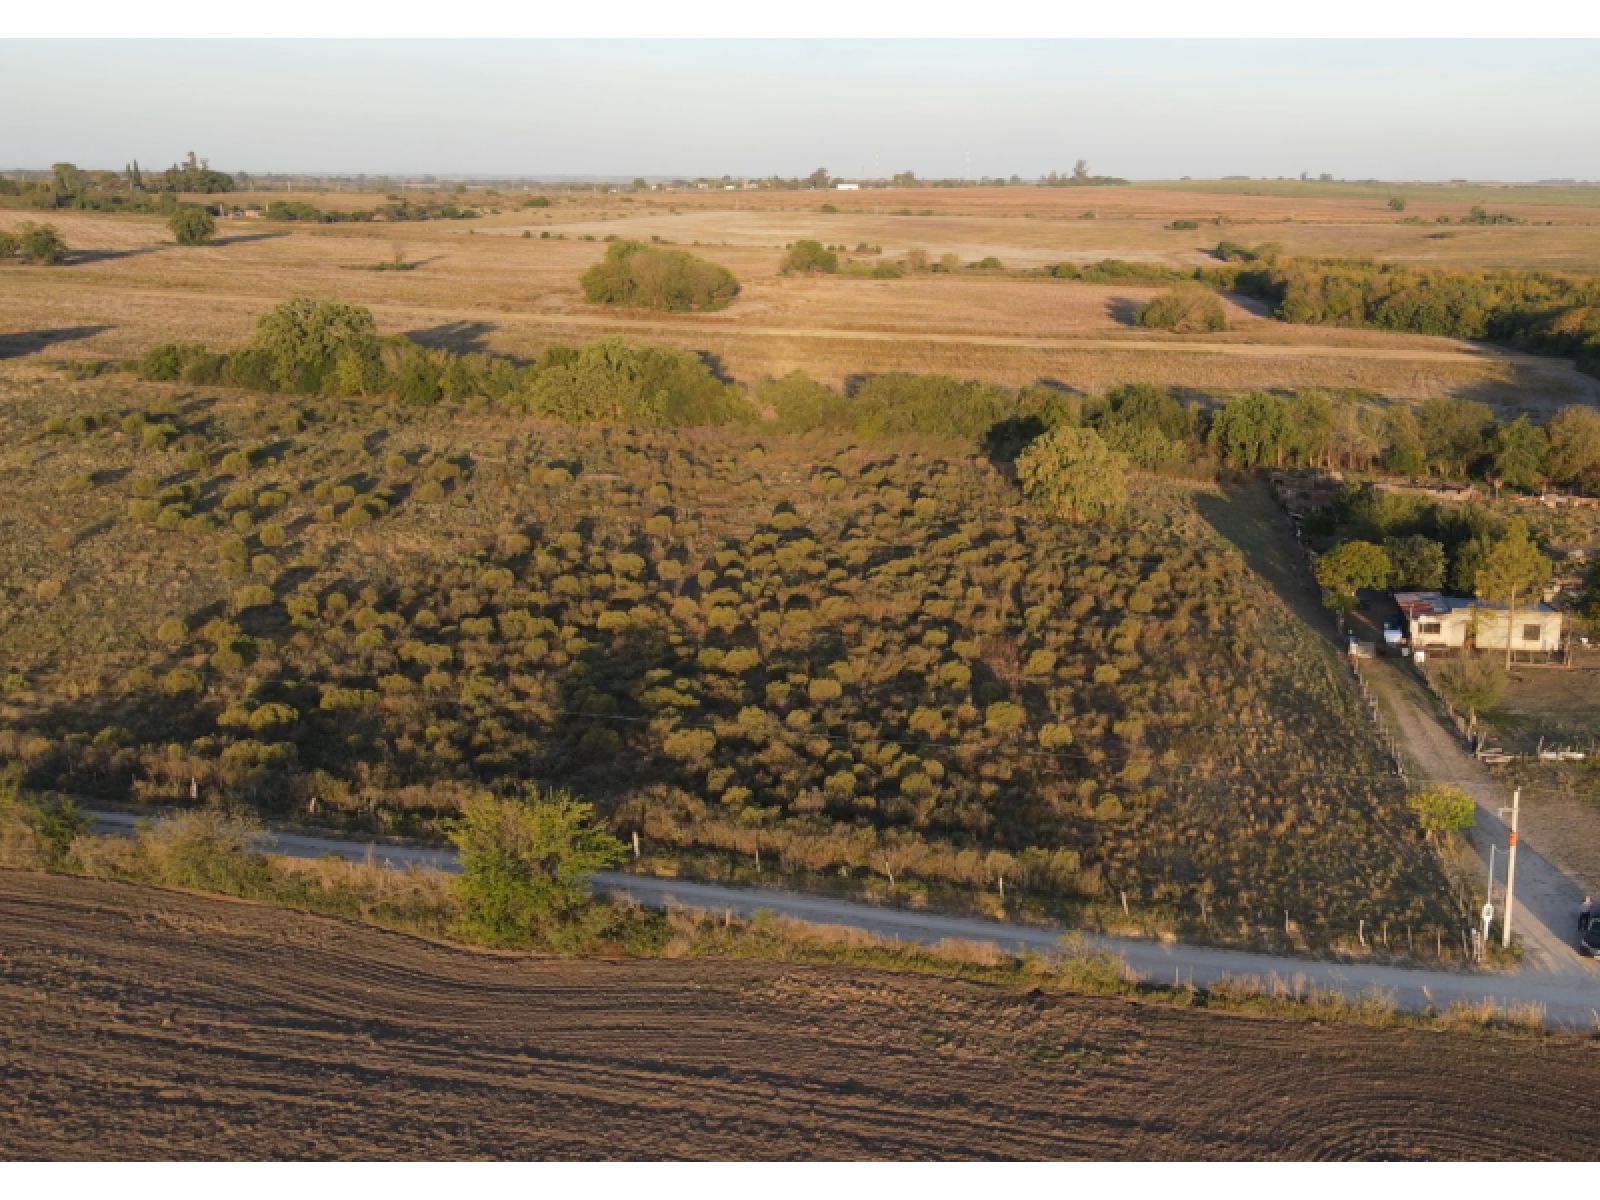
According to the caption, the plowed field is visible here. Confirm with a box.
[3,871,1598,1160]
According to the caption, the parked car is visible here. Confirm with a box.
[1578,912,1600,957]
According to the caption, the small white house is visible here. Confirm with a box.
[834,182,860,191]
[1395,591,1564,654]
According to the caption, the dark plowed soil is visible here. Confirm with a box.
[3,871,1598,1160]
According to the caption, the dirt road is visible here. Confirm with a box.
[5,871,1600,1160]
[1363,658,1593,974]
[80,810,1600,1027]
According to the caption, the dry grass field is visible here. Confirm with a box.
[5,870,1598,1161]
[3,197,1596,406]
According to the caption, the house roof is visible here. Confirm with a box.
[1393,591,1557,617]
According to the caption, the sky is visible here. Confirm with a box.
[2,40,1596,181]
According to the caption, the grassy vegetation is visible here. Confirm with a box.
[0,349,1464,950]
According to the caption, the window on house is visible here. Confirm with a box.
[1523,623,1542,642]
[1420,622,1442,635]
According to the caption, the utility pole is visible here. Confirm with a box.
[1501,788,1521,949]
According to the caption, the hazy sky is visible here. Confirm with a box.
[3,40,1596,180]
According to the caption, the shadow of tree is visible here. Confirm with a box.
[1106,297,1142,327]
[212,232,289,248]
[0,326,113,359]
[63,247,159,265]
[406,321,499,355]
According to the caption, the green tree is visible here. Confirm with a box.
[1383,535,1447,590]
[1418,395,1494,479]
[16,222,67,264]
[1382,406,1427,477]
[1313,540,1391,613]
[781,239,839,274]
[1137,283,1228,333]
[1015,426,1128,523]
[1473,520,1553,667]
[1545,405,1600,493]
[51,162,87,200]
[1091,382,1193,467]
[580,241,739,312]
[806,167,831,189]
[251,298,379,392]
[1208,391,1292,468]
[1489,415,1548,493]
[168,205,217,246]
[448,786,626,946]
[1406,785,1476,840]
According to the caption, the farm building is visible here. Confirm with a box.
[834,182,860,191]
[1394,591,1564,654]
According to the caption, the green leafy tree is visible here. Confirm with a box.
[1383,535,1447,590]
[1092,382,1193,466]
[1015,426,1128,523]
[1418,396,1494,479]
[1545,405,1600,493]
[1489,415,1548,493]
[168,205,217,246]
[1208,391,1292,468]
[1406,785,1476,840]
[251,298,379,392]
[1313,540,1391,613]
[1137,283,1227,333]
[580,241,739,312]
[449,786,626,946]
[782,239,839,274]
[1578,560,1600,624]
[16,222,67,264]
[1473,520,1552,667]
[1382,406,1427,478]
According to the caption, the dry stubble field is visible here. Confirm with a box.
[4,870,1600,1161]
[4,183,1598,405]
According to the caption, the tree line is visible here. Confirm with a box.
[135,300,1600,500]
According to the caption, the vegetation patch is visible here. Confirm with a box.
[580,240,740,312]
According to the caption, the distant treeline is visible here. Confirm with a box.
[137,300,1600,497]
[1044,248,1600,377]
[0,159,478,224]
[261,199,480,223]
[0,155,236,212]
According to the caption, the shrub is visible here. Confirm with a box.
[1434,655,1507,723]
[1406,786,1476,839]
[580,241,739,312]
[15,222,67,264]
[252,297,380,393]
[447,786,625,946]
[782,239,839,274]
[1016,426,1128,523]
[0,781,88,870]
[168,205,217,246]
[1138,283,1228,333]
[526,339,753,427]
[139,810,270,893]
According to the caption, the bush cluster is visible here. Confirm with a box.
[580,240,740,312]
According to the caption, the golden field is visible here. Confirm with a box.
[3,182,1599,406]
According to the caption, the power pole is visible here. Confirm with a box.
[1501,788,1521,948]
